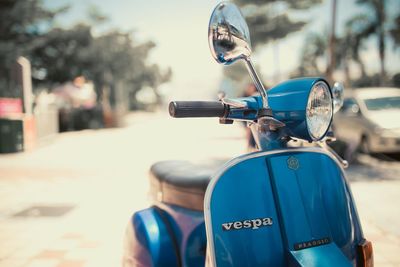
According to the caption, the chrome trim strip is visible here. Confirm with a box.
[203,146,347,266]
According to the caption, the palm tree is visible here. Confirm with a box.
[390,14,400,50]
[233,0,322,49]
[326,0,337,84]
[297,33,327,76]
[345,15,376,77]
[356,0,387,85]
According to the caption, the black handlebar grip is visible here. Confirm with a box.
[169,101,227,118]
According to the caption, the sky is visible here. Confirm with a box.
[44,0,400,99]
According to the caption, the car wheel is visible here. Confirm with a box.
[359,136,370,154]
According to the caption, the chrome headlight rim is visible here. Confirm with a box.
[306,80,333,141]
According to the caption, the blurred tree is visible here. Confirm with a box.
[298,1,399,87]
[0,0,171,109]
[87,4,109,25]
[83,31,171,108]
[233,0,322,48]
[291,0,337,83]
[222,0,322,94]
[390,14,400,49]
[29,26,171,108]
[295,5,376,84]
[341,14,378,85]
[296,32,327,76]
[29,25,93,85]
[325,0,337,83]
[355,0,387,85]
[0,0,67,96]
[324,14,376,85]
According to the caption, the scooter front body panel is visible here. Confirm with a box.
[205,147,364,266]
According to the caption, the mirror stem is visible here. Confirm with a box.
[244,57,269,109]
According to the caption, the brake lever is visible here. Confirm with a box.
[257,116,286,132]
[221,98,248,108]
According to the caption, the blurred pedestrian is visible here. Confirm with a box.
[53,76,99,131]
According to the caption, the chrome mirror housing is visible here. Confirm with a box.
[208,2,251,65]
[208,2,269,109]
[332,82,344,113]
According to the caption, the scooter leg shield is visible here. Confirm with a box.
[205,149,365,266]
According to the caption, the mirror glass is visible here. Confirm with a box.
[208,2,252,65]
[332,82,344,113]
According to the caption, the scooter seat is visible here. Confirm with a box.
[149,160,219,211]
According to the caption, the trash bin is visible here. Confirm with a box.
[0,118,24,153]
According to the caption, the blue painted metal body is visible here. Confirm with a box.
[128,77,365,266]
[227,77,333,143]
[268,78,333,142]
[131,205,206,267]
[205,149,364,266]
[130,207,179,266]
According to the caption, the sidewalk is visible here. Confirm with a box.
[351,180,400,266]
[0,112,246,267]
[0,111,399,266]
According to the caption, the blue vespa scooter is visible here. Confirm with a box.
[123,2,373,267]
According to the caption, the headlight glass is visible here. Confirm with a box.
[306,81,333,140]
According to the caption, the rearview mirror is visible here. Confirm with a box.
[208,2,251,65]
[208,2,269,109]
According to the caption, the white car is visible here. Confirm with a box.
[333,87,400,154]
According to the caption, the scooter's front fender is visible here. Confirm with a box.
[204,147,364,266]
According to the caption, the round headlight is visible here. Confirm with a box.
[306,81,333,140]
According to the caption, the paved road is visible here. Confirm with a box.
[347,155,400,266]
[0,112,399,266]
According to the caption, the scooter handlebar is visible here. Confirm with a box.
[169,101,227,118]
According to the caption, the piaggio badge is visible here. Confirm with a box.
[294,237,331,250]
[287,156,299,170]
